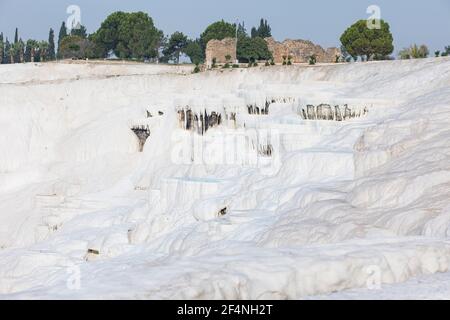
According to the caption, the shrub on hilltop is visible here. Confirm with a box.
[399,44,429,59]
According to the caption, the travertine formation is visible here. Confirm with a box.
[258,144,274,157]
[297,104,369,121]
[265,37,340,64]
[177,108,234,135]
[205,38,237,67]
[131,125,151,152]
[247,101,271,115]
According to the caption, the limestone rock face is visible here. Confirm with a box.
[205,38,237,67]
[265,37,340,64]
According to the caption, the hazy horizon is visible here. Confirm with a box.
[0,0,449,55]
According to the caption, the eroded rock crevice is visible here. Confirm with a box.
[298,104,368,121]
[247,101,271,115]
[177,108,237,135]
[258,144,274,157]
[131,125,151,152]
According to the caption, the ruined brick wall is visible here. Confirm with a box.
[205,38,237,67]
[265,37,340,64]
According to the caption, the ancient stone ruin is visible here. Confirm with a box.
[205,37,339,67]
[205,38,237,68]
[265,37,340,64]
[131,125,151,152]
[298,104,368,121]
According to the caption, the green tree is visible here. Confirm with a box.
[71,23,87,38]
[38,41,49,62]
[251,19,272,38]
[92,11,162,60]
[0,33,4,64]
[12,39,22,63]
[58,22,68,45]
[57,22,68,58]
[47,28,56,61]
[12,39,25,63]
[23,39,39,62]
[340,19,394,61]
[237,36,272,63]
[59,35,102,60]
[4,38,11,63]
[184,39,204,65]
[162,31,188,64]
[308,54,317,65]
[59,35,82,59]
[24,39,34,62]
[200,20,236,50]
[85,34,104,59]
[58,35,83,59]
[237,22,247,38]
[14,27,18,44]
[399,44,429,59]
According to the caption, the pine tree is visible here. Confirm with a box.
[162,31,188,64]
[57,22,67,58]
[14,27,18,44]
[48,28,56,60]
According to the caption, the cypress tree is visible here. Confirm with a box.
[4,38,11,64]
[57,22,67,58]
[14,27,18,44]
[19,39,25,62]
[48,28,56,60]
[250,19,272,38]
[258,19,271,38]
[0,33,4,64]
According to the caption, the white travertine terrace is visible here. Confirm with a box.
[1,58,450,299]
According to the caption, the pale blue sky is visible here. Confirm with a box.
[0,0,449,54]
